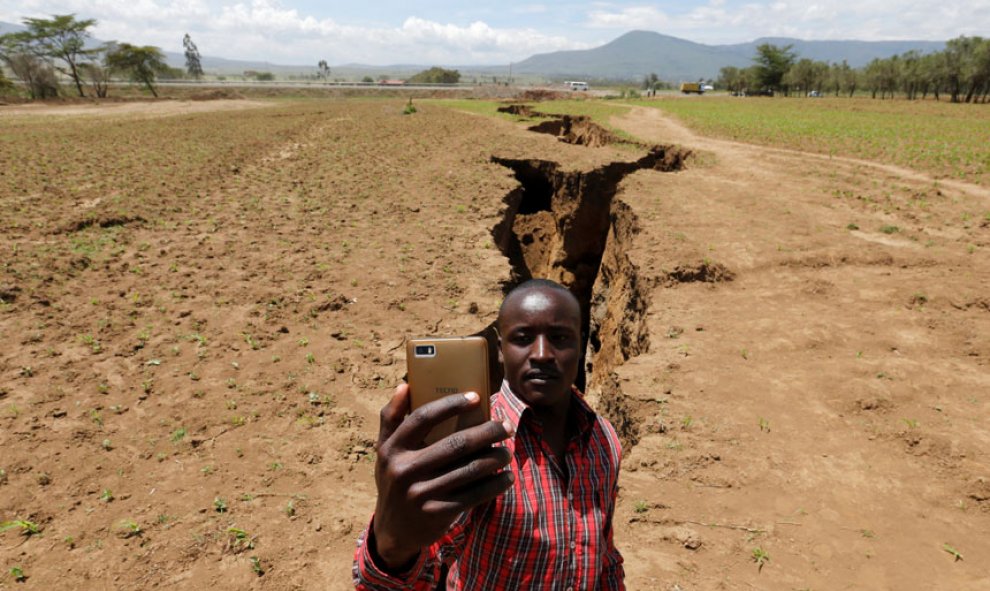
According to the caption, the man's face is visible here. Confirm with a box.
[498,288,582,411]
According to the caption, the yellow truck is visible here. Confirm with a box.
[679,82,704,94]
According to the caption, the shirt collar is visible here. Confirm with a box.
[495,379,597,437]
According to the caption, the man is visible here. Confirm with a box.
[353,279,624,590]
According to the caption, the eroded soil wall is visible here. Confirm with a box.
[491,145,689,444]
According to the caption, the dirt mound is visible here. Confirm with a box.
[658,261,735,286]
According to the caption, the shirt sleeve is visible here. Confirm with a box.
[352,513,470,591]
[600,427,625,591]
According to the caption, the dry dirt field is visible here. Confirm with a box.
[1,97,988,590]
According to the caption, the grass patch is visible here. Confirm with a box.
[645,97,990,185]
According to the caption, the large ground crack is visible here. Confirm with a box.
[527,115,627,148]
[490,145,689,447]
[497,104,647,149]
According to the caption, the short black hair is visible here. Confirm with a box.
[497,278,580,330]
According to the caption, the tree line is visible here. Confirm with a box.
[717,37,990,103]
[0,14,204,99]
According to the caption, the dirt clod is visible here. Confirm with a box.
[56,214,146,234]
[659,261,734,286]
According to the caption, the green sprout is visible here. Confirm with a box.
[943,543,963,561]
[250,556,264,576]
[9,566,26,582]
[0,520,41,536]
[752,547,770,571]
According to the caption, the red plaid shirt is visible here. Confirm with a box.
[353,381,625,590]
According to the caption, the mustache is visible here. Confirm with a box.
[524,366,561,379]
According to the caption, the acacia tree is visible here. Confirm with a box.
[752,43,796,94]
[106,43,168,97]
[12,14,96,97]
[785,58,829,95]
[718,66,745,94]
[78,42,117,98]
[642,71,659,92]
[183,33,203,79]
[0,34,60,99]
[0,66,14,94]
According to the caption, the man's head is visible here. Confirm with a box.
[496,279,582,412]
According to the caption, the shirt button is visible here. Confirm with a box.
[569,540,576,549]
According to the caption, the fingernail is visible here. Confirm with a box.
[464,391,479,402]
[502,420,515,437]
[506,470,515,482]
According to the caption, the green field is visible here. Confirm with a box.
[641,97,990,185]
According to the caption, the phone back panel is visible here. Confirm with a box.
[406,336,491,445]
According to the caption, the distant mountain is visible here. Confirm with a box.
[515,30,947,81]
[514,31,750,81]
[160,51,318,75]
[0,21,26,35]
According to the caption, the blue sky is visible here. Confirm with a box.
[2,1,986,65]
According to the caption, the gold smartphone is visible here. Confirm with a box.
[406,336,491,445]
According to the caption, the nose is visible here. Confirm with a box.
[531,335,553,361]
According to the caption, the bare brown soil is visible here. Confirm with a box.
[608,106,990,590]
[1,98,988,590]
[0,99,272,119]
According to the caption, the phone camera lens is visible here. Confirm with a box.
[415,345,436,356]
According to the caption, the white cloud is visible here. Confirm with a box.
[0,0,588,65]
[586,6,671,29]
[583,0,990,43]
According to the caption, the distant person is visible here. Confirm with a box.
[353,278,625,590]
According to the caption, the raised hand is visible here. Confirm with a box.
[371,384,515,570]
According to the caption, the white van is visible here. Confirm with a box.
[566,81,589,91]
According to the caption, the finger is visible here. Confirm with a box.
[410,447,512,498]
[422,470,515,516]
[391,391,483,447]
[412,419,514,474]
[377,383,411,447]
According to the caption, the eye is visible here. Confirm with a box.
[509,331,533,345]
